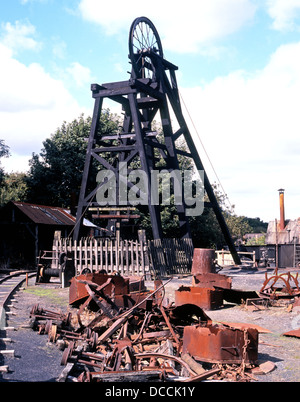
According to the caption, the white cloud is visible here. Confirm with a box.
[179,41,300,220]
[20,0,49,4]
[0,43,88,172]
[1,20,42,53]
[66,62,93,88]
[52,39,67,59]
[78,0,257,53]
[266,0,300,31]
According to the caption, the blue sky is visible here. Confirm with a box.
[1,0,300,222]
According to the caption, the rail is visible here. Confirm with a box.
[0,271,36,330]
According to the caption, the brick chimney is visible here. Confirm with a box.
[278,188,285,231]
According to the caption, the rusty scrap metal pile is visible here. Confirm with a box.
[27,248,300,382]
[29,269,263,383]
[259,268,300,301]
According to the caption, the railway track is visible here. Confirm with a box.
[0,271,36,331]
[0,271,36,374]
[0,271,71,381]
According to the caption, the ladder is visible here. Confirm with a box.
[294,244,300,267]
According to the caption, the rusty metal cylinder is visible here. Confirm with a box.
[278,189,285,231]
[191,249,216,275]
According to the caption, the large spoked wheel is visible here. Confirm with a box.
[129,17,163,79]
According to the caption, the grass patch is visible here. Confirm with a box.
[24,286,69,308]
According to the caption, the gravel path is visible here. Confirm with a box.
[1,268,300,382]
[146,267,300,382]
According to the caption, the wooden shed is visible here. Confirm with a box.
[0,201,77,269]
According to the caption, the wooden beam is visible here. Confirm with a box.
[90,370,162,382]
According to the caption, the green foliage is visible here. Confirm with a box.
[0,140,10,159]
[189,207,225,249]
[0,172,28,206]
[134,134,196,239]
[245,234,266,246]
[25,111,120,208]
[0,139,10,186]
[188,183,265,248]
[225,214,252,242]
[243,217,268,233]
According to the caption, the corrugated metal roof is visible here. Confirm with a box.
[12,202,76,226]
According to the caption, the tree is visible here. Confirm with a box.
[246,234,266,246]
[132,131,196,239]
[243,217,268,233]
[0,139,10,186]
[225,214,252,244]
[188,183,254,249]
[0,172,28,206]
[26,111,120,208]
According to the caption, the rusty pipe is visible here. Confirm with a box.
[278,189,285,231]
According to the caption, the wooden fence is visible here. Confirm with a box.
[216,250,255,267]
[148,238,194,276]
[52,237,150,277]
[51,237,194,277]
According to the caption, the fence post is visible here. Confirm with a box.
[120,240,124,276]
[140,239,145,276]
[125,240,129,275]
[105,239,108,271]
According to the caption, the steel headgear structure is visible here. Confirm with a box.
[74,17,240,265]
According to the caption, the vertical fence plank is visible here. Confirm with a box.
[99,239,103,270]
[104,239,107,271]
[94,238,98,272]
[125,240,129,276]
[135,240,139,275]
[73,240,76,272]
[130,241,134,275]
[110,241,113,274]
[116,240,119,275]
[140,240,145,276]
[120,240,124,276]
[79,239,82,273]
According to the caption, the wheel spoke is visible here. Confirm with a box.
[138,23,149,50]
[129,17,163,78]
[133,34,144,50]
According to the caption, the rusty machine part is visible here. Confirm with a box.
[175,286,224,310]
[182,324,258,365]
[73,16,241,266]
[174,248,233,310]
[69,273,130,305]
[192,272,232,289]
[191,249,216,275]
[259,269,300,300]
[30,304,72,326]
[282,329,300,339]
[35,251,75,288]
[69,272,148,311]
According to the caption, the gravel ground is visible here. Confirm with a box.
[147,267,300,382]
[1,267,300,382]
